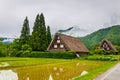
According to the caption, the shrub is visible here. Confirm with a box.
[20,44,32,57]
[89,50,95,55]
[27,51,76,59]
[110,58,119,61]
[81,55,119,61]
[0,49,6,57]
[16,51,23,57]
[94,49,106,55]
[107,50,115,55]
[94,49,116,55]
[115,46,120,54]
[0,45,7,57]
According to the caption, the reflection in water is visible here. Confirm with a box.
[0,70,18,80]
[0,62,10,67]
[27,77,29,80]
[49,74,53,80]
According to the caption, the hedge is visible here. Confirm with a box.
[26,51,76,59]
[80,55,120,61]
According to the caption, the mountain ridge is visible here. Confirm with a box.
[57,25,89,37]
[81,25,120,50]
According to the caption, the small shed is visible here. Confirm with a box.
[100,39,118,54]
[47,33,89,57]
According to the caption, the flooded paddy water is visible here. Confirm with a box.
[0,58,109,80]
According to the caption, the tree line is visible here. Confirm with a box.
[8,13,51,56]
[0,13,52,57]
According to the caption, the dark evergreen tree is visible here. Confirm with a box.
[30,13,48,51]
[39,13,47,51]
[30,14,40,51]
[46,25,52,47]
[20,17,30,45]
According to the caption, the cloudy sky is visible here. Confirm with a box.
[0,0,120,37]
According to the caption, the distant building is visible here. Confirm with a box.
[47,33,89,57]
[100,39,118,54]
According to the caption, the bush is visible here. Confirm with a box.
[0,49,6,57]
[107,50,115,55]
[0,45,7,57]
[81,55,119,61]
[89,50,95,55]
[115,46,120,54]
[94,49,116,55]
[110,58,119,61]
[20,44,32,57]
[94,49,105,55]
[16,51,23,57]
[21,50,31,57]
[27,51,76,59]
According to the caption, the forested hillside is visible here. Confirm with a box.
[81,25,120,50]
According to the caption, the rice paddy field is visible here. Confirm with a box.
[0,57,118,80]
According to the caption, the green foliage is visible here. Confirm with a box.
[0,38,3,44]
[20,17,30,45]
[10,39,32,57]
[27,51,76,59]
[81,25,120,50]
[0,44,13,57]
[10,38,21,56]
[107,50,115,55]
[39,13,47,51]
[74,61,117,80]
[91,49,116,55]
[0,13,52,57]
[0,47,6,57]
[46,25,52,47]
[30,14,41,51]
[21,44,32,51]
[94,49,116,55]
[80,55,120,61]
[30,13,49,51]
[115,45,120,54]
[14,17,31,57]
[94,49,106,55]
[20,44,32,57]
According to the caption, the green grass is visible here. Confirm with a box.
[74,61,118,80]
[0,57,68,67]
[0,57,118,80]
[79,55,120,61]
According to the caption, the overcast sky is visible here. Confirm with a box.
[0,0,120,37]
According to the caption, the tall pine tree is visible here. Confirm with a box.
[20,17,30,46]
[46,25,52,47]
[39,13,47,51]
[30,14,40,51]
[30,13,49,51]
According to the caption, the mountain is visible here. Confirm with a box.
[0,37,14,44]
[57,25,88,37]
[81,25,120,50]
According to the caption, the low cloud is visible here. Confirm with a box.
[0,0,120,37]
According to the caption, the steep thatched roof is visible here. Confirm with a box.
[48,33,89,52]
[100,39,118,52]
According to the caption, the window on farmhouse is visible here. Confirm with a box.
[57,36,60,39]
[107,47,110,50]
[103,44,105,47]
[54,44,57,48]
[57,40,60,43]
[60,44,64,48]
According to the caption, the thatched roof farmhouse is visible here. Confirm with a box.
[100,39,118,54]
[47,33,89,57]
